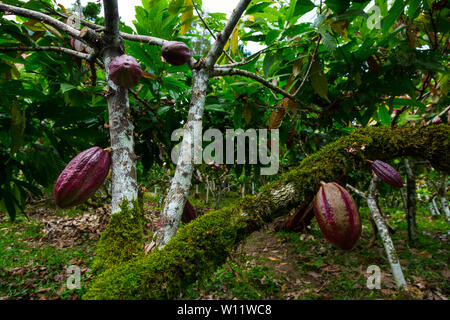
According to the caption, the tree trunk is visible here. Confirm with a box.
[102,1,138,214]
[404,158,418,242]
[215,187,222,210]
[153,0,252,248]
[154,69,209,248]
[366,176,407,289]
[437,174,449,221]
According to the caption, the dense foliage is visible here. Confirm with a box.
[0,0,448,222]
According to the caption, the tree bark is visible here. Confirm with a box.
[404,158,418,242]
[102,1,138,214]
[365,176,407,289]
[154,0,252,248]
[437,174,449,221]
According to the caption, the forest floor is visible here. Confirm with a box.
[0,191,449,300]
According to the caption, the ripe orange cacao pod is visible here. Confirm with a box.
[313,182,362,250]
[370,160,403,188]
[54,147,111,208]
[108,55,142,88]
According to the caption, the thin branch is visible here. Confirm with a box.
[212,67,319,112]
[0,45,89,59]
[425,105,450,126]
[44,6,104,31]
[192,1,234,64]
[0,3,83,41]
[192,1,215,40]
[215,44,299,68]
[293,35,321,96]
[346,184,367,199]
[204,0,251,68]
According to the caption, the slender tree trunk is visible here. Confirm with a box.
[348,177,407,289]
[400,187,408,210]
[404,158,418,241]
[155,69,209,247]
[366,176,407,289]
[432,197,440,215]
[428,199,438,216]
[153,0,252,248]
[103,0,137,214]
[437,174,449,220]
[215,187,222,210]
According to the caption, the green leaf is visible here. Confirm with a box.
[377,105,391,125]
[392,98,426,109]
[10,102,26,154]
[263,53,275,77]
[407,0,421,19]
[310,61,329,102]
[168,0,185,15]
[205,104,228,113]
[321,32,336,53]
[60,83,76,93]
[246,2,272,15]
[382,0,405,33]
[265,29,280,45]
[405,114,422,121]
[2,188,17,221]
[325,0,350,14]
[293,0,315,18]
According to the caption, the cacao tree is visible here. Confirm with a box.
[1,0,449,299]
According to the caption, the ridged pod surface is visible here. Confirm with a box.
[54,147,111,208]
[370,160,403,188]
[161,41,192,66]
[313,182,362,250]
[108,55,142,88]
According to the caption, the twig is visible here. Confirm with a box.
[0,3,85,42]
[348,176,407,289]
[0,45,90,59]
[212,67,319,113]
[293,35,321,96]
[192,1,235,64]
[204,0,251,68]
[425,105,450,126]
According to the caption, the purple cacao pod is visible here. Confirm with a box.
[54,147,111,208]
[370,160,403,188]
[181,200,197,223]
[108,55,142,88]
[313,182,362,250]
[161,41,192,66]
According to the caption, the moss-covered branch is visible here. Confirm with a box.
[84,125,449,299]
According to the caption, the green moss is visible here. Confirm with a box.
[84,206,247,299]
[84,125,450,300]
[90,199,144,275]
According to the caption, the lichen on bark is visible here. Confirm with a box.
[84,125,450,300]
